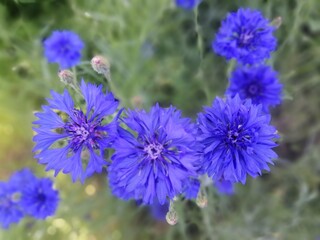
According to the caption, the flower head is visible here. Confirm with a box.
[0,182,24,229]
[33,80,119,182]
[198,95,278,184]
[43,30,84,69]
[20,178,59,219]
[226,65,282,112]
[109,104,200,205]
[212,8,277,65]
[175,0,200,9]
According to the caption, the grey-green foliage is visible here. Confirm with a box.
[0,0,320,239]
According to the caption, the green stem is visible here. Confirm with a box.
[177,200,189,240]
[194,7,203,62]
[193,7,211,105]
[103,71,127,106]
[71,67,82,95]
[202,188,215,240]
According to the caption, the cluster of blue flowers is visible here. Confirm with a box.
[213,8,283,113]
[197,8,282,189]
[0,169,59,229]
[31,6,282,225]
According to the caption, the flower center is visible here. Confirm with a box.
[225,124,253,148]
[144,143,164,160]
[247,84,259,96]
[238,31,254,47]
[37,193,46,203]
[64,109,103,151]
[227,130,240,143]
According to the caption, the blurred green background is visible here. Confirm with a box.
[0,0,320,239]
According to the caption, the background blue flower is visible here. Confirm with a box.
[33,80,119,182]
[43,30,84,69]
[212,8,277,65]
[109,104,201,205]
[226,65,283,112]
[20,178,59,219]
[198,95,279,184]
[175,0,200,10]
[0,169,60,228]
[0,182,24,229]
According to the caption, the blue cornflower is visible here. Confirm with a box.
[197,95,279,184]
[43,30,84,69]
[214,180,234,196]
[213,8,277,65]
[175,0,200,9]
[20,178,59,219]
[0,182,24,229]
[109,104,200,205]
[226,65,282,112]
[33,80,119,182]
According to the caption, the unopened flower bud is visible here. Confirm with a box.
[91,56,110,75]
[271,16,282,29]
[196,191,208,208]
[166,209,178,225]
[58,70,74,85]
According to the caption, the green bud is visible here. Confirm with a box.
[166,208,178,225]
[271,16,282,29]
[196,190,208,208]
[91,56,110,75]
[58,70,74,85]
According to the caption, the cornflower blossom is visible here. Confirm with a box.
[20,178,59,219]
[33,80,119,182]
[109,104,201,205]
[226,65,282,112]
[43,30,84,69]
[198,95,279,184]
[213,8,277,65]
[0,169,59,228]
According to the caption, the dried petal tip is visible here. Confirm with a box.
[91,56,110,75]
[58,70,74,85]
[196,191,208,208]
[166,209,178,225]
